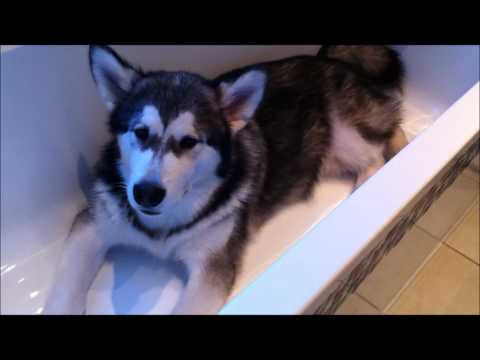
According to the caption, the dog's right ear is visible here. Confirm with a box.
[89,45,140,111]
[219,70,266,134]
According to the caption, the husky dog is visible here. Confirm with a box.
[44,45,406,315]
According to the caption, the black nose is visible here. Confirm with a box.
[133,182,166,208]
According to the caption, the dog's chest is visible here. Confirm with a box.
[95,205,235,263]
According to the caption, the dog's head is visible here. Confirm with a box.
[89,46,265,229]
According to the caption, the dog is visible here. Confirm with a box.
[44,45,406,314]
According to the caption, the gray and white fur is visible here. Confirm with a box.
[44,45,407,315]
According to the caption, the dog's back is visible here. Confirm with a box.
[215,46,404,223]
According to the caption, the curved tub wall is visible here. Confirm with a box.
[398,45,480,138]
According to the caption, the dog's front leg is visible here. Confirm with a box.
[171,259,232,315]
[43,212,108,315]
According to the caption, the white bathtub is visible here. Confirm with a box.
[1,45,478,315]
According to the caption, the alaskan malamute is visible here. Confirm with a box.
[44,45,406,314]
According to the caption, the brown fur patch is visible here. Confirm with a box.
[384,126,409,161]
[206,251,236,294]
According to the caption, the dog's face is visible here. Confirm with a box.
[89,46,265,229]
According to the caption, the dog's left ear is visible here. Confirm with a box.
[89,45,141,111]
[219,70,266,134]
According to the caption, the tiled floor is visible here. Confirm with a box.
[336,156,479,315]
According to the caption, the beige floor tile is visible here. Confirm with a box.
[417,173,479,239]
[357,226,439,310]
[387,245,479,315]
[445,200,479,264]
[335,293,380,315]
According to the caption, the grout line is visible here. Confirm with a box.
[417,195,478,242]
[416,224,441,241]
[417,172,479,241]
[441,197,479,242]
[383,195,479,314]
[356,227,434,314]
[415,225,442,242]
[359,225,444,314]
[354,292,382,312]
[443,242,480,266]
[435,196,479,246]
[382,240,444,314]
[439,198,479,265]
[381,170,479,314]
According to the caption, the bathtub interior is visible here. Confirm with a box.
[1,45,478,315]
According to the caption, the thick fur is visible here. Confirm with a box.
[44,45,405,315]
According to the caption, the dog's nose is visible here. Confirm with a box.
[133,182,166,208]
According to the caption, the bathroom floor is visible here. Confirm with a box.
[336,155,480,315]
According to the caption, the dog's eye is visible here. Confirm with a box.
[179,136,199,150]
[134,127,149,142]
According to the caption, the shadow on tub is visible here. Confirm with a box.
[87,246,188,315]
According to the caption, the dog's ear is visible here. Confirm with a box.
[219,70,266,134]
[89,45,140,111]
